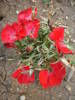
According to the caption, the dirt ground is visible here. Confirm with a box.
[0,0,75,100]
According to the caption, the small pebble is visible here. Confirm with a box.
[20,95,26,100]
[46,91,49,94]
[71,39,75,43]
[32,0,36,2]
[17,87,19,92]
[25,86,28,89]
[58,94,61,97]
[69,35,71,38]
[65,84,71,92]
[29,94,32,97]
[52,97,55,100]
[71,14,75,20]
[65,16,69,20]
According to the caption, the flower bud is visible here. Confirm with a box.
[26,46,33,52]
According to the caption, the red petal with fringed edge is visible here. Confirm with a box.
[12,66,35,84]
[55,42,73,54]
[50,61,66,78]
[50,61,63,71]
[1,24,17,48]
[17,72,35,84]
[12,22,27,40]
[12,69,22,79]
[18,8,32,22]
[39,70,49,88]
[29,19,40,39]
[49,72,62,86]
[24,19,40,39]
[49,27,64,42]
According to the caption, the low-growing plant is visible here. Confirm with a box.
[1,7,74,88]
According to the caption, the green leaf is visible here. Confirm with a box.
[66,44,73,50]
[70,61,75,65]
[42,0,50,3]
[15,41,21,47]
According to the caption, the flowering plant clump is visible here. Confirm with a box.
[1,7,74,88]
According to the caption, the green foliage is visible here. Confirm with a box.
[70,61,75,65]
[42,0,50,3]
[15,27,58,70]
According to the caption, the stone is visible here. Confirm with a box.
[20,95,26,100]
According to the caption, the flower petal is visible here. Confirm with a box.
[1,24,17,47]
[12,65,34,84]
[50,61,62,71]
[17,74,24,84]
[50,61,66,80]
[18,8,32,22]
[24,19,40,39]
[49,27,64,42]
[12,22,26,40]
[49,72,62,86]
[17,72,35,84]
[29,19,40,39]
[39,70,49,88]
[28,72,35,83]
[24,21,34,36]
[12,69,22,79]
[55,42,73,54]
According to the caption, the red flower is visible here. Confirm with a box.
[1,7,40,48]
[12,69,22,79]
[49,73,62,86]
[12,66,35,84]
[12,22,26,40]
[18,8,32,22]
[55,42,73,54]
[49,27,73,54]
[24,19,40,39]
[39,61,66,88]
[18,7,37,22]
[49,27,64,42]
[50,61,66,80]
[1,24,17,48]
[39,70,49,88]
[1,23,27,48]
[49,61,66,86]
[1,20,40,48]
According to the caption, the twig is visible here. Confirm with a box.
[60,57,75,81]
